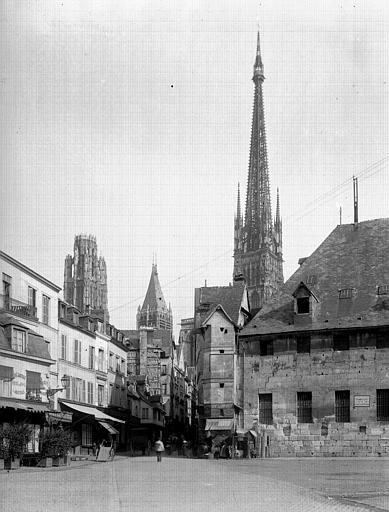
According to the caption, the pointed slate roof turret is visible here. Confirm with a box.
[137,263,173,331]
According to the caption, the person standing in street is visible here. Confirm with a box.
[154,438,165,462]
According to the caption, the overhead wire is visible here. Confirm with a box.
[110,156,388,313]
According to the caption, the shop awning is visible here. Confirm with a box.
[61,402,125,423]
[205,419,234,431]
[98,421,119,435]
[249,430,257,438]
[0,398,50,413]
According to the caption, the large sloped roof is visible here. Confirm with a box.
[241,218,389,336]
[140,264,168,313]
[197,280,247,326]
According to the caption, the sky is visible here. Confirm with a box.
[1,0,389,338]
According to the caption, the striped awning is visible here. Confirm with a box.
[0,398,50,413]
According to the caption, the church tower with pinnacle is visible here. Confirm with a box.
[137,263,173,331]
[233,32,283,310]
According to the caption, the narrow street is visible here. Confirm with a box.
[2,456,389,512]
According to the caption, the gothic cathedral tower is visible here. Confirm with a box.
[233,32,283,310]
[64,235,109,321]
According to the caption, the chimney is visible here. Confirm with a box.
[353,176,358,228]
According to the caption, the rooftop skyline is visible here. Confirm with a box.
[1,0,388,337]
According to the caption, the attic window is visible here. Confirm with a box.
[339,288,353,299]
[297,297,310,314]
[378,285,389,296]
[306,275,317,286]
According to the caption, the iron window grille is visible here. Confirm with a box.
[333,333,350,351]
[377,285,389,295]
[296,334,311,354]
[258,393,273,425]
[335,390,350,422]
[338,288,353,299]
[297,392,312,423]
[376,332,389,349]
[377,389,389,421]
[260,339,274,356]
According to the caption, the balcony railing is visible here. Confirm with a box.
[0,295,37,320]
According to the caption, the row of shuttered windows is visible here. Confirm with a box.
[258,390,389,424]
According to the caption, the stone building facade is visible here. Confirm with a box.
[193,280,250,438]
[239,218,389,457]
[233,32,283,310]
[64,235,109,321]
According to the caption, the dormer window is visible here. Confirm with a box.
[338,288,353,299]
[293,282,319,323]
[377,285,389,296]
[305,275,317,286]
[297,297,310,314]
[11,328,27,353]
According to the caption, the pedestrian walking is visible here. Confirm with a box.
[154,438,165,462]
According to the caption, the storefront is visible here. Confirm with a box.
[0,397,51,459]
[59,401,124,456]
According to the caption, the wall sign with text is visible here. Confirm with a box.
[354,395,370,407]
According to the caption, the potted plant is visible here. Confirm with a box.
[40,429,72,467]
[2,423,32,470]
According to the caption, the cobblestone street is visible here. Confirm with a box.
[2,456,389,511]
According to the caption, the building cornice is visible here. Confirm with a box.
[0,251,61,292]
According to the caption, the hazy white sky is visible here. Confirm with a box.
[1,0,388,337]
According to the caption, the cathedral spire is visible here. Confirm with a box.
[233,31,283,309]
[275,187,280,226]
[236,182,242,224]
[253,31,264,81]
[245,30,272,251]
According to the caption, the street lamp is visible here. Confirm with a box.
[47,375,70,399]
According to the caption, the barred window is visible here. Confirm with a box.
[376,332,389,349]
[296,334,311,354]
[260,339,273,356]
[339,288,353,299]
[377,389,389,421]
[377,285,389,295]
[297,392,312,423]
[335,390,350,422]
[333,333,349,351]
[258,393,273,425]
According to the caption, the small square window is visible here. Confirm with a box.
[377,285,389,296]
[219,383,224,388]
[333,333,349,351]
[339,288,353,299]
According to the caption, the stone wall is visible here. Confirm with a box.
[241,331,389,456]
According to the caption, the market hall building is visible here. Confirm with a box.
[239,218,389,457]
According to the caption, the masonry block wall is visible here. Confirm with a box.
[241,332,389,457]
